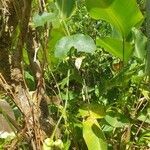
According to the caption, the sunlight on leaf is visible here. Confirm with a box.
[85,0,114,8]
[132,27,147,59]
[85,0,143,37]
[56,0,76,18]
[78,103,106,119]
[33,12,56,27]
[105,111,130,128]
[75,56,85,70]
[96,37,133,62]
[54,34,96,58]
[83,117,107,150]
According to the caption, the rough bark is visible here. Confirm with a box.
[0,100,15,133]
[0,0,54,149]
[0,1,11,83]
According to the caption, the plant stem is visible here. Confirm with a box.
[62,19,70,36]
[50,69,70,140]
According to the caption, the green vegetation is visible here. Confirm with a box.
[0,0,149,149]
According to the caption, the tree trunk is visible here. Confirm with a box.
[0,0,54,149]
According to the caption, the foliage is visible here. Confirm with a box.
[0,0,149,149]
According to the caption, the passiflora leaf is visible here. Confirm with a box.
[85,0,143,37]
[54,34,96,58]
[83,117,107,150]
[132,27,147,59]
[96,37,133,62]
[56,0,76,18]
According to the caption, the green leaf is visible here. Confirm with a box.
[85,0,143,37]
[48,28,65,66]
[54,34,96,58]
[43,138,53,150]
[78,103,106,119]
[83,117,107,150]
[138,131,150,144]
[103,125,113,132]
[111,25,122,39]
[24,71,34,82]
[104,111,130,128]
[85,0,114,8]
[137,109,150,124]
[33,12,56,27]
[132,27,147,59]
[96,37,133,62]
[56,0,76,18]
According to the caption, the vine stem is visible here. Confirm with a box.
[49,10,71,140]
[122,35,125,101]
[50,69,70,140]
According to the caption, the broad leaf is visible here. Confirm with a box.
[56,0,76,18]
[105,111,130,128]
[132,27,147,59]
[85,0,114,8]
[54,34,96,58]
[83,117,107,150]
[85,0,143,37]
[48,28,65,65]
[33,12,56,27]
[96,37,133,62]
[78,103,105,119]
[111,25,122,39]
